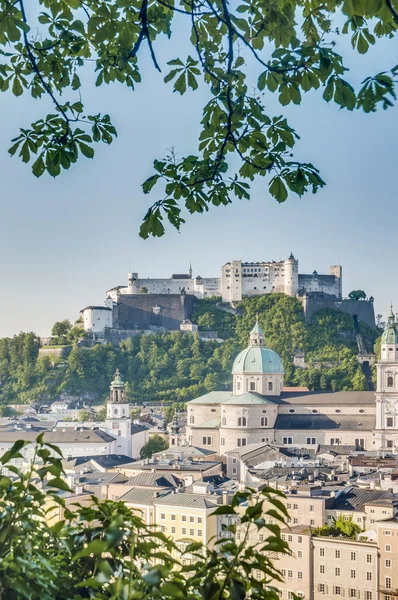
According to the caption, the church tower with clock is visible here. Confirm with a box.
[374,308,398,452]
[104,369,132,456]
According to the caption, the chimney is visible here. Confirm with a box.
[75,485,84,495]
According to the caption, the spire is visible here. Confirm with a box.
[249,317,265,346]
[111,369,124,387]
[388,304,395,325]
[189,262,193,278]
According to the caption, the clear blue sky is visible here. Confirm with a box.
[1,22,397,337]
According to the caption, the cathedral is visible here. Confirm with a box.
[185,313,397,454]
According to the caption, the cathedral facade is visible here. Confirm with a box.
[186,317,396,455]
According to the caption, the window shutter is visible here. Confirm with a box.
[357,591,360,599]
[325,586,328,594]
[341,588,345,597]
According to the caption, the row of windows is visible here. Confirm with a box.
[160,526,203,536]
[318,585,373,598]
[286,517,315,525]
[282,532,304,541]
[160,514,203,523]
[280,569,303,579]
[319,567,372,579]
[319,548,373,562]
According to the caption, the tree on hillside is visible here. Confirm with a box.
[96,406,107,421]
[139,287,149,294]
[78,408,95,422]
[348,290,367,301]
[51,320,72,340]
[140,434,169,459]
[2,2,397,237]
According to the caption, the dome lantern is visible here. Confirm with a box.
[232,319,284,397]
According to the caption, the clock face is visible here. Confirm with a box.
[112,422,120,430]
[386,401,398,415]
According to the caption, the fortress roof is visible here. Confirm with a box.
[80,305,112,311]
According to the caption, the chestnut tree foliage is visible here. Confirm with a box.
[0,438,290,599]
[1,0,398,237]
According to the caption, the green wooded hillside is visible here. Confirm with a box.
[0,295,379,406]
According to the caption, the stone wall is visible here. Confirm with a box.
[301,293,375,328]
[112,293,195,331]
[38,346,72,359]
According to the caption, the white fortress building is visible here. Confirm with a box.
[80,254,374,336]
[184,314,398,456]
[105,254,342,303]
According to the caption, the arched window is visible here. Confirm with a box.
[388,376,394,388]
[238,417,247,427]
[237,382,241,391]
[190,415,195,424]
[261,416,268,427]
[114,390,119,402]
[249,381,256,391]
[222,416,226,426]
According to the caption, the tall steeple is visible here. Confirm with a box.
[105,369,132,456]
[189,263,193,279]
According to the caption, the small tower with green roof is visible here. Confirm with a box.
[105,369,132,456]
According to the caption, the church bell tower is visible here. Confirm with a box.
[105,369,132,456]
[375,307,398,453]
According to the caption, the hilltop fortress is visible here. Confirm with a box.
[80,254,375,338]
[106,254,342,303]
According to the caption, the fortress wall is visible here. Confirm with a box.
[302,293,375,328]
[112,293,195,331]
[298,274,341,297]
[135,278,195,295]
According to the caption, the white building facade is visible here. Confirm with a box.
[103,255,342,305]
[185,319,390,456]
[375,308,398,452]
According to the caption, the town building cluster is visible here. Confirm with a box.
[4,311,398,598]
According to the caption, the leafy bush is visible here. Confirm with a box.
[0,439,289,600]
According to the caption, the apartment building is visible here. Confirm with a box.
[119,489,220,556]
[376,518,398,600]
[312,536,378,600]
[277,526,312,600]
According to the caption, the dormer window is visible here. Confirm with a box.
[250,381,256,392]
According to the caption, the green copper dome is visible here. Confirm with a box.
[382,307,398,344]
[232,346,284,374]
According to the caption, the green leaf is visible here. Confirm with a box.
[1,440,29,464]
[79,143,94,158]
[12,76,23,97]
[269,176,288,203]
[47,477,71,492]
[174,72,186,95]
[73,539,108,560]
[142,174,160,194]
